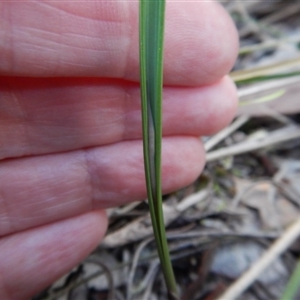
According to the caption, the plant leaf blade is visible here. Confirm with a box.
[139,0,179,299]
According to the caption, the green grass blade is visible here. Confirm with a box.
[239,89,285,106]
[139,0,179,299]
[233,71,300,85]
[280,259,300,300]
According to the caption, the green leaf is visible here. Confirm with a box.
[280,259,300,300]
[239,89,285,106]
[139,0,179,299]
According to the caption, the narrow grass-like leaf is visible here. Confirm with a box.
[232,71,300,85]
[239,89,285,106]
[280,259,300,300]
[139,0,179,299]
[230,57,300,85]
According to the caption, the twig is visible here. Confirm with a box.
[217,217,300,300]
[45,258,115,300]
[126,237,153,300]
[206,125,300,162]
[204,115,250,152]
[86,257,115,300]
[102,189,210,248]
[141,264,159,300]
[237,76,300,99]
[138,261,160,298]
[166,230,279,241]
[230,58,300,83]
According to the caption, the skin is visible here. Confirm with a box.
[0,1,239,299]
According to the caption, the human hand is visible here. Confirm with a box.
[0,1,238,299]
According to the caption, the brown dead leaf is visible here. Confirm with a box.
[234,178,299,230]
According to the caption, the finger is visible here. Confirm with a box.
[0,76,237,160]
[0,1,238,85]
[0,211,107,300]
[0,137,204,237]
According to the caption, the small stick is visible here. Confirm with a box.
[217,217,300,300]
[204,115,250,152]
[206,125,300,162]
